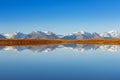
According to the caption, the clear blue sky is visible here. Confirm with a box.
[0,0,120,34]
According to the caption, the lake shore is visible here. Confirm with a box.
[0,39,120,46]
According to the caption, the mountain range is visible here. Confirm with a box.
[0,30,120,39]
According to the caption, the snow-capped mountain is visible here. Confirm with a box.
[62,30,120,40]
[3,31,58,39]
[0,30,120,39]
[4,32,27,39]
[100,30,119,38]
[0,34,6,39]
[4,34,13,38]
[26,31,58,39]
[92,32,103,39]
[11,32,27,38]
[61,31,102,40]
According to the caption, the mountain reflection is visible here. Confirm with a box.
[0,44,119,53]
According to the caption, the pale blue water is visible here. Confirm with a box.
[0,45,120,80]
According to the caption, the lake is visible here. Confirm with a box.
[0,44,120,80]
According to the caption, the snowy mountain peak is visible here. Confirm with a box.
[108,30,118,33]
[0,30,120,39]
[108,30,119,37]
[100,30,119,38]
[4,34,12,38]
[43,31,54,35]
[80,31,85,34]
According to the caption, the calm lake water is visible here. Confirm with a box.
[0,44,120,80]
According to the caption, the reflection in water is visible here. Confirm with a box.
[0,44,120,80]
[0,44,119,52]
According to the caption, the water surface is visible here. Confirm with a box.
[0,44,120,80]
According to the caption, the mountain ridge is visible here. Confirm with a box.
[0,30,120,39]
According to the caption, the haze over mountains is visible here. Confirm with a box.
[0,30,120,39]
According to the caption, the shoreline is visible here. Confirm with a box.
[0,39,120,46]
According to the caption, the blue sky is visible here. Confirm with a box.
[0,0,120,34]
